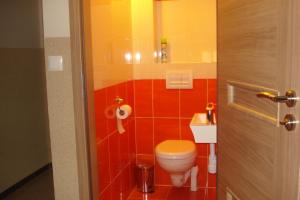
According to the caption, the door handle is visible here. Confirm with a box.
[256,89,299,107]
[280,114,299,131]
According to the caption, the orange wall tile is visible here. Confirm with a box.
[153,80,180,117]
[94,81,136,199]
[134,79,217,190]
[135,118,154,155]
[94,78,217,198]
[180,79,207,118]
[134,80,153,117]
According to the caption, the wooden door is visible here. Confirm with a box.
[217,0,300,199]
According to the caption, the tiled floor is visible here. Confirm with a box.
[127,186,216,200]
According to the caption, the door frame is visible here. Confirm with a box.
[276,0,300,198]
[68,0,98,199]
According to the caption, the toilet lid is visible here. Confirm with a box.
[155,140,196,157]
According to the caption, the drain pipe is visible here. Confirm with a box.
[208,143,217,174]
[190,165,199,191]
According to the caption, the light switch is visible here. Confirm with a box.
[47,56,64,71]
[166,70,193,89]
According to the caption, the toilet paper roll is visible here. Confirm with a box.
[116,104,132,119]
[116,104,132,134]
[117,118,126,134]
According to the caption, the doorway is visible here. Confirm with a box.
[72,0,300,200]
[0,0,54,199]
[80,0,217,199]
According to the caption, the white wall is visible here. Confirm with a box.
[42,0,81,199]
[0,0,44,48]
[0,0,51,192]
[42,0,70,38]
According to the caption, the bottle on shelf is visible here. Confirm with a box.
[161,37,168,63]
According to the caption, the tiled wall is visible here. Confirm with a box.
[134,79,217,192]
[94,78,217,199]
[94,81,136,200]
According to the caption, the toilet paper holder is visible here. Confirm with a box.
[115,96,125,115]
[114,96,132,134]
[115,96,124,105]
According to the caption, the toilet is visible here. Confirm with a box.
[155,140,198,190]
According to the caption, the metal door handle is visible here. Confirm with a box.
[256,89,299,107]
[280,114,299,131]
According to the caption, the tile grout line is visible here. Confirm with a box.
[206,79,209,103]
[205,79,209,199]
[133,80,138,162]
[151,79,156,166]
[129,79,216,196]
[98,79,217,199]
[179,88,182,139]
[135,116,193,119]
[100,82,135,199]
[105,87,113,185]
[100,160,132,197]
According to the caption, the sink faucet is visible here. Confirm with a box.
[206,103,215,124]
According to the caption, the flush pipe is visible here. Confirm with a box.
[208,143,217,174]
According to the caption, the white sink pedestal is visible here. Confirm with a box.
[190,113,217,174]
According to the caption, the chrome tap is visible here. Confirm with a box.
[206,103,215,124]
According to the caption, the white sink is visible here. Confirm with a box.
[189,113,217,144]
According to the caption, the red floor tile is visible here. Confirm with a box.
[167,187,206,200]
[128,186,171,200]
[127,186,207,200]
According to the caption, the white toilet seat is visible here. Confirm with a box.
[155,140,198,189]
[155,140,196,159]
